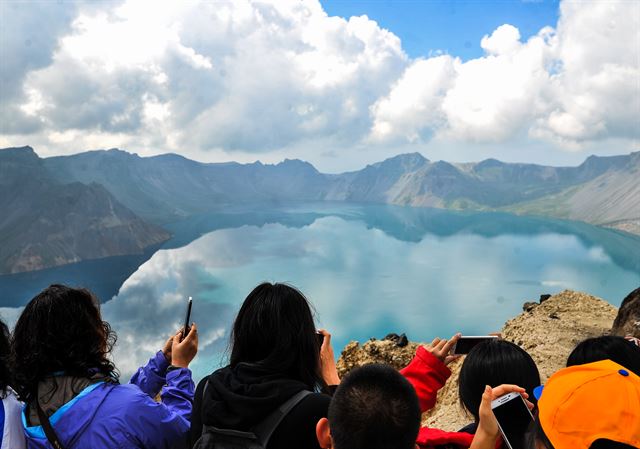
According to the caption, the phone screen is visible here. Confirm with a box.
[492,395,533,449]
[453,336,497,354]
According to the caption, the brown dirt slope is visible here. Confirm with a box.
[336,290,617,431]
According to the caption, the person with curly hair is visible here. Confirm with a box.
[11,284,199,449]
[1,317,25,449]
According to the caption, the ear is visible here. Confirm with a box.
[316,417,332,449]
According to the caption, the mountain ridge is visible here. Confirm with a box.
[0,147,170,274]
[1,145,638,273]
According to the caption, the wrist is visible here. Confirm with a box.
[470,427,498,449]
[323,371,341,385]
[171,360,189,369]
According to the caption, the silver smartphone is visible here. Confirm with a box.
[452,335,499,354]
[491,392,534,449]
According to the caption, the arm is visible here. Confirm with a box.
[400,346,452,412]
[129,351,170,397]
[125,368,195,449]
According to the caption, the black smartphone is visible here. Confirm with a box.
[491,392,534,449]
[452,335,499,354]
[181,296,192,341]
[316,332,325,348]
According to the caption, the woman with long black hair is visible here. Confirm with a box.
[189,282,341,449]
[11,284,199,449]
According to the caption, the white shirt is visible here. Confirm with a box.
[1,388,26,449]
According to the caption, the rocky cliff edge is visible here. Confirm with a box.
[336,289,624,431]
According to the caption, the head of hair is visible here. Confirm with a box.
[459,339,540,421]
[0,318,11,394]
[11,284,118,403]
[566,335,640,376]
[328,364,420,449]
[230,282,321,389]
[530,419,635,449]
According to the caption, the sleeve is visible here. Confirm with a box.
[188,377,208,448]
[124,367,195,449]
[416,426,475,449]
[400,346,451,412]
[129,351,170,398]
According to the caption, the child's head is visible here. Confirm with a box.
[533,360,640,449]
[316,364,420,449]
[459,339,540,421]
[566,335,640,376]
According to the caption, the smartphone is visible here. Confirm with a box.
[452,335,499,354]
[181,296,192,341]
[491,392,534,449]
[316,332,325,348]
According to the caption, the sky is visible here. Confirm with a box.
[0,0,638,172]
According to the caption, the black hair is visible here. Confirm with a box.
[459,339,540,421]
[530,419,635,449]
[11,284,118,403]
[230,282,322,389]
[566,336,640,376]
[0,318,11,395]
[328,364,420,449]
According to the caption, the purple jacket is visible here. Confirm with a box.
[23,352,194,449]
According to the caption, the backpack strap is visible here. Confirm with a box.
[35,399,67,449]
[252,390,312,446]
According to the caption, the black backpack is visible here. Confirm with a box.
[193,383,312,449]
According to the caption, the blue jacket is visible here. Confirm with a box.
[23,352,194,449]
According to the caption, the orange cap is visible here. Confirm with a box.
[538,359,640,449]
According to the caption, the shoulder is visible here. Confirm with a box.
[1,388,23,412]
[268,392,330,449]
[97,383,159,415]
[282,392,331,425]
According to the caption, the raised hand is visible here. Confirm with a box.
[318,329,341,386]
[171,323,198,368]
[423,333,461,365]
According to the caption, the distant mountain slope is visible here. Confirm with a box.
[44,149,638,223]
[1,145,638,273]
[505,152,640,234]
[0,147,170,274]
[44,150,329,222]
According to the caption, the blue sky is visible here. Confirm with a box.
[323,0,560,60]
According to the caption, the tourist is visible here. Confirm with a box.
[469,360,640,449]
[189,282,341,449]
[566,335,640,375]
[316,363,421,449]
[407,338,540,448]
[11,284,198,449]
[0,318,25,449]
[458,339,540,426]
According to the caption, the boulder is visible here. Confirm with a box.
[523,301,538,312]
[611,287,640,338]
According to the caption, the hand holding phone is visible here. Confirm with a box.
[491,392,534,449]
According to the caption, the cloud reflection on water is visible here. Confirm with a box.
[100,210,640,382]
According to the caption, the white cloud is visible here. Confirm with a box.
[370,1,639,149]
[0,0,638,165]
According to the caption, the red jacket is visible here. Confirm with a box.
[400,347,475,449]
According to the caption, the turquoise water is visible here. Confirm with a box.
[1,203,639,381]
